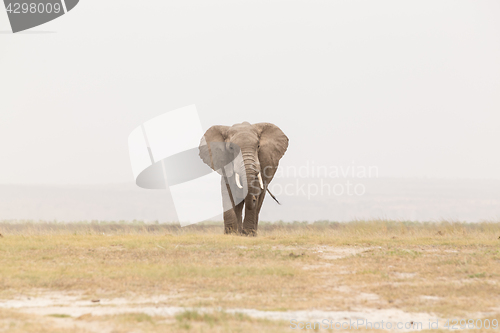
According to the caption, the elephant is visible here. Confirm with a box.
[199,122,288,236]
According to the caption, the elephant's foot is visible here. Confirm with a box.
[224,227,238,235]
[241,228,257,237]
[224,224,239,235]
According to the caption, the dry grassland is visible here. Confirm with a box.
[0,220,499,332]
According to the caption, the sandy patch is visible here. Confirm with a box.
[12,305,438,332]
[393,272,418,279]
[0,292,177,309]
[0,291,441,332]
[313,245,381,260]
[273,245,381,260]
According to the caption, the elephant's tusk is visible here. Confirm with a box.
[258,172,264,189]
[235,173,243,189]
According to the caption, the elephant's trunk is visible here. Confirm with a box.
[241,149,261,211]
[245,174,260,209]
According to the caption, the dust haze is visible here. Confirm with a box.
[1,0,499,222]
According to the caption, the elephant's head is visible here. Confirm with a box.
[199,122,288,210]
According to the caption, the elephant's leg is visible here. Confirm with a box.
[234,201,244,233]
[254,190,267,233]
[221,179,244,234]
[242,207,257,236]
[224,204,243,234]
[242,191,266,236]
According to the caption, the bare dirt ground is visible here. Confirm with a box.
[0,221,499,332]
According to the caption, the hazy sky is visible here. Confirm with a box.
[1,0,499,185]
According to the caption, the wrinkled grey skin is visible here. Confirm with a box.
[199,122,288,236]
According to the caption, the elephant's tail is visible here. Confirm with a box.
[266,188,281,205]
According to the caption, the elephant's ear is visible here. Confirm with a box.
[199,125,231,175]
[254,123,289,181]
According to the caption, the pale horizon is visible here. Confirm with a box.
[1,0,499,223]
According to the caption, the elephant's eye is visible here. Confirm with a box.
[257,144,260,149]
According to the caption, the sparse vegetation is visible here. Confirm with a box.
[0,220,499,332]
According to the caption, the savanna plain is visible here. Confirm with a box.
[0,221,499,332]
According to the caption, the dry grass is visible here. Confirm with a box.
[0,308,89,333]
[0,220,499,332]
